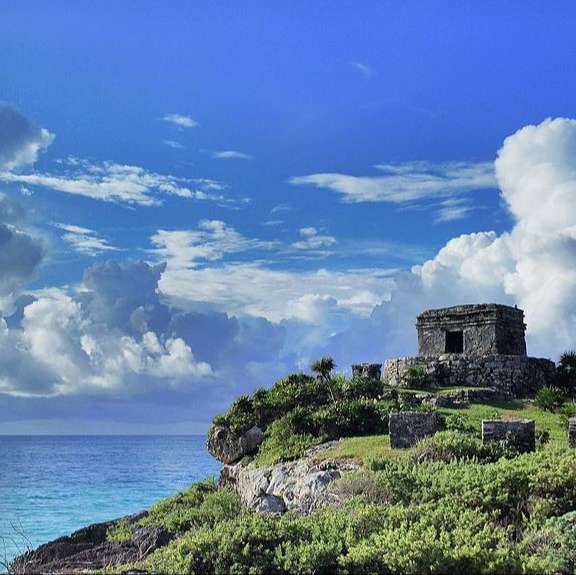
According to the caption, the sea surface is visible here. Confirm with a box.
[0,435,220,569]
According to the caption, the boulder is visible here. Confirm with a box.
[221,441,358,515]
[207,425,264,464]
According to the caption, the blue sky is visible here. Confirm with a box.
[1,1,576,433]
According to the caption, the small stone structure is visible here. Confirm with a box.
[383,303,555,397]
[352,363,382,380]
[389,411,441,448]
[417,304,526,356]
[482,418,535,453]
[569,418,576,448]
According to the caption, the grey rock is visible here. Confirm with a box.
[569,418,576,448]
[389,411,441,448]
[207,425,264,464]
[482,418,535,453]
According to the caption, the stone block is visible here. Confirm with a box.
[481,418,535,453]
[352,363,382,380]
[569,418,576,448]
[389,411,441,448]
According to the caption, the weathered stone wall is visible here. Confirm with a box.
[482,419,535,453]
[352,363,382,380]
[569,418,576,448]
[417,304,526,357]
[389,411,441,448]
[383,355,555,397]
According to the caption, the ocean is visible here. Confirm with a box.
[0,435,220,569]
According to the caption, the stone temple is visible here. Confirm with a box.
[383,303,555,397]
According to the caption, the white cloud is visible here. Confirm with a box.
[54,223,120,256]
[271,203,293,214]
[150,220,278,268]
[291,227,337,250]
[324,118,576,361]
[163,140,185,149]
[212,150,252,160]
[162,114,198,128]
[350,61,374,78]
[290,161,496,206]
[433,197,475,223]
[0,104,54,171]
[0,158,230,207]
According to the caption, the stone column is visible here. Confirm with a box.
[568,417,576,448]
[389,411,441,448]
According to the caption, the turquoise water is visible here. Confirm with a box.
[0,435,220,568]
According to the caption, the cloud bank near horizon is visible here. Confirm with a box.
[2,114,576,414]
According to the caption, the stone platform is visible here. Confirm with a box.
[383,354,555,397]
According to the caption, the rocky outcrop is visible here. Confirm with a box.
[207,425,264,464]
[10,511,171,574]
[220,442,359,515]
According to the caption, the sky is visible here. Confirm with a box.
[1,1,576,433]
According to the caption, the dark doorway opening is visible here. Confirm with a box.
[445,330,464,353]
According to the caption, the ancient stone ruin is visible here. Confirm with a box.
[482,418,535,453]
[569,418,576,448]
[389,411,441,448]
[383,303,555,397]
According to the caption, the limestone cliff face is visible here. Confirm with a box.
[220,442,359,515]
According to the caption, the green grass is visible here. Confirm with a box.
[315,400,568,464]
[439,400,567,444]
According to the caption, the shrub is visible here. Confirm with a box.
[334,471,393,505]
[411,431,484,463]
[535,386,566,412]
[314,399,389,439]
[555,350,576,395]
[253,415,321,466]
[145,509,349,575]
[106,518,134,543]
[141,479,241,534]
[266,373,328,414]
[443,413,478,435]
[339,375,383,400]
[559,401,576,429]
[340,502,515,574]
[519,512,576,574]
[405,365,433,389]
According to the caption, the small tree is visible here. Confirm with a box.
[557,351,576,395]
[311,356,337,406]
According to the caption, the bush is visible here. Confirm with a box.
[519,512,576,574]
[141,479,241,534]
[339,375,383,400]
[411,431,484,463]
[559,401,576,429]
[313,400,390,439]
[405,365,434,389]
[106,518,134,543]
[535,386,566,412]
[253,415,321,466]
[443,413,478,435]
[340,502,515,574]
[555,350,576,395]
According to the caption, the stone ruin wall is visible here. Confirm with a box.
[383,354,556,397]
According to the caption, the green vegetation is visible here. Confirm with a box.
[106,357,576,574]
[535,386,567,412]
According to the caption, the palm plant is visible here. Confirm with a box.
[557,350,576,395]
[311,356,338,406]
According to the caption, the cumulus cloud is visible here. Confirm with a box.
[54,223,120,256]
[211,150,252,160]
[0,196,43,308]
[0,157,231,207]
[162,113,198,128]
[320,118,576,361]
[290,161,495,220]
[0,104,54,170]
